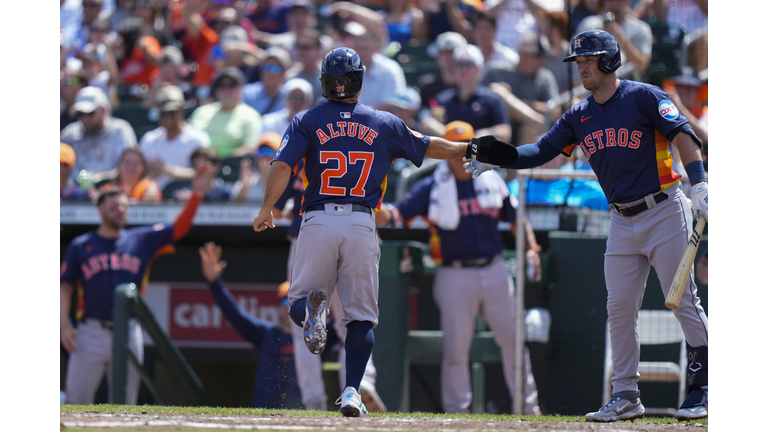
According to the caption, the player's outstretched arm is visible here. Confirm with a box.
[172,162,217,241]
[60,282,77,353]
[425,135,518,165]
[464,140,562,178]
[253,161,293,232]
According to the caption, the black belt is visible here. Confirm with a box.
[611,191,668,217]
[444,256,496,268]
[304,203,373,214]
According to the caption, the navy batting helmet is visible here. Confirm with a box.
[320,47,366,99]
[563,29,621,74]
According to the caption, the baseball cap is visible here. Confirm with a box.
[671,66,702,87]
[428,32,468,58]
[72,86,110,114]
[282,78,313,100]
[213,66,246,87]
[444,121,474,141]
[258,131,282,152]
[265,46,293,69]
[289,0,316,15]
[518,32,549,57]
[155,85,186,112]
[159,45,184,67]
[386,87,421,111]
[61,143,76,167]
[453,44,484,68]
[219,25,248,47]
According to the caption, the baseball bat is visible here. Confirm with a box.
[665,216,707,310]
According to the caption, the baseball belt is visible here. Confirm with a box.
[445,255,497,268]
[304,203,373,214]
[611,191,668,217]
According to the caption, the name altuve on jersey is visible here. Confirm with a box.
[316,122,379,146]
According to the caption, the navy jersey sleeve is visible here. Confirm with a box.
[60,239,82,287]
[393,176,434,221]
[540,108,580,155]
[388,114,431,168]
[274,113,308,170]
[638,85,690,141]
[132,223,175,254]
[209,279,270,347]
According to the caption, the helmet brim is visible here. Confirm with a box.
[563,50,608,62]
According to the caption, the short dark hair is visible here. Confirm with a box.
[471,11,496,29]
[191,147,221,166]
[97,186,127,206]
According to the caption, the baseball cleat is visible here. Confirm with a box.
[675,390,708,421]
[303,290,328,355]
[336,386,368,417]
[585,390,645,422]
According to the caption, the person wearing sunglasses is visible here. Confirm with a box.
[61,86,138,183]
[140,85,211,191]
[243,47,293,116]
[261,78,314,136]
[189,67,263,158]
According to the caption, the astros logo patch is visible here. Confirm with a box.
[278,134,289,155]
[658,100,679,121]
[573,37,583,49]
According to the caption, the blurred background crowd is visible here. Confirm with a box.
[60,0,708,208]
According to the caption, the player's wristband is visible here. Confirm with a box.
[684,160,706,185]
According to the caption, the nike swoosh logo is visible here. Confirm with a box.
[581,116,593,122]
[304,216,315,223]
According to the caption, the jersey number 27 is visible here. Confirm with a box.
[320,151,374,197]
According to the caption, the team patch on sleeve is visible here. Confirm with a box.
[658,100,679,121]
[407,127,423,139]
[277,134,289,155]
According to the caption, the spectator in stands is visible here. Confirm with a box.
[379,0,428,44]
[447,8,520,70]
[243,47,292,116]
[181,0,221,90]
[261,78,315,135]
[418,0,483,42]
[198,242,303,409]
[339,25,407,109]
[61,0,84,55]
[261,0,320,53]
[86,16,113,46]
[634,0,707,72]
[219,26,263,83]
[140,85,211,191]
[98,148,163,204]
[418,31,467,110]
[537,10,576,95]
[575,0,652,77]
[114,17,162,86]
[482,32,559,146]
[568,0,603,38]
[189,67,262,157]
[285,29,325,104]
[143,46,195,109]
[480,0,556,52]
[129,0,174,47]
[61,86,138,181]
[108,0,132,32]
[79,43,119,107]
[421,44,511,142]
[326,1,388,52]
[248,0,291,35]
[71,0,106,57]
[61,143,91,202]
[380,87,423,131]
[61,59,90,131]
[173,147,233,202]
[233,132,281,202]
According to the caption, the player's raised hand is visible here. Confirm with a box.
[199,242,227,282]
[61,323,78,353]
[253,208,275,232]
[191,161,217,197]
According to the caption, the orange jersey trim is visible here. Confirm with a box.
[655,131,681,190]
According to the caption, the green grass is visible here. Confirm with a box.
[60,404,707,425]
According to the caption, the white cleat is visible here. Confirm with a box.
[585,391,645,422]
[336,386,368,417]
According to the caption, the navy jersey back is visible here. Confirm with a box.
[540,80,691,203]
[274,100,431,212]
[394,174,517,263]
[60,224,174,321]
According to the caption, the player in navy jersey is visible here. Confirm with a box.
[375,121,542,415]
[199,242,302,409]
[252,47,520,417]
[60,162,215,405]
[465,30,709,422]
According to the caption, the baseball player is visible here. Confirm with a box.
[465,30,709,422]
[60,162,215,404]
[376,121,542,415]
[252,47,519,417]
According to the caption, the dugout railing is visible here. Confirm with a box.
[112,283,214,406]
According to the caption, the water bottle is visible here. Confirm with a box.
[77,170,95,190]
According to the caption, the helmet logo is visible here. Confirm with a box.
[573,37,583,49]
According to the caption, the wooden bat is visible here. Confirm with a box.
[665,217,707,310]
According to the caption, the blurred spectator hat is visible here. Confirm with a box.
[671,66,702,87]
[282,78,313,100]
[61,143,77,167]
[289,0,316,15]
[518,32,549,58]
[386,87,421,111]
[453,44,484,68]
[444,121,474,141]
[428,31,468,58]
[265,46,293,68]
[72,86,110,113]
[155,85,186,111]
[258,131,282,152]
[159,45,184,67]
[219,26,258,57]
[213,66,247,87]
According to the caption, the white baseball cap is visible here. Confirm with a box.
[428,32,468,58]
[72,86,110,114]
[453,44,484,68]
[282,78,314,100]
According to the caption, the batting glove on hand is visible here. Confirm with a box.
[462,158,496,179]
[692,182,708,221]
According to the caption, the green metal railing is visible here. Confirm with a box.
[112,283,214,406]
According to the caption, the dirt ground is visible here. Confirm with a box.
[60,412,708,431]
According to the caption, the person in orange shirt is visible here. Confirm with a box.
[99,148,162,204]
[181,0,222,89]
[115,17,161,87]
